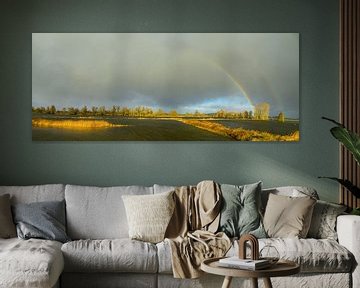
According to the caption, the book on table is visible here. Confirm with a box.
[218,257,271,270]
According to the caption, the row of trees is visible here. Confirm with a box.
[32,103,286,121]
[33,105,195,118]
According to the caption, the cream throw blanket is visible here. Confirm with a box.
[165,180,231,278]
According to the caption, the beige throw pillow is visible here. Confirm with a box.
[263,193,316,238]
[122,191,175,243]
[0,194,16,238]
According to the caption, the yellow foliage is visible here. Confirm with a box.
[180,120,299,141]
[32,118,125,129]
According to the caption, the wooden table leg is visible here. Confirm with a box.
[221,276,233,288]
[251,278,258,288]
[263,277,273,288]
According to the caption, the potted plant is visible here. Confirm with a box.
[319,117,360,215]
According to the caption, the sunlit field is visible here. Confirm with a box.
[180,119,299,141]
[212,119,299,136]
[32,118,125,129]
[32,115,299,141]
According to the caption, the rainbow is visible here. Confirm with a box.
[186,50,254,110]
[213,62,254,109]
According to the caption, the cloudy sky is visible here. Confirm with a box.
[32,33,299,118]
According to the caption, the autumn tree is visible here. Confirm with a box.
[68,107,77,115]
[98,106,106,116]
[216,109,225,118]
[49,105,56,114]
[277,112,285,122]
[80,106,88,116]
[254,102,270,120]
[156,109,164,117]
[121,107,130,117]
[91,106,98,115]
[170,109,178,117]
[111,105,117,116]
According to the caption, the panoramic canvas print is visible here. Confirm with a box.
[32,33,299,141]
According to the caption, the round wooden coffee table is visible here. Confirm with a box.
[201,257,300,288]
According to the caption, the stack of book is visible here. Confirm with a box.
[218,257,271,270]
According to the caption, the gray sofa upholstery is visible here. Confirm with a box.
[0,184,359,288]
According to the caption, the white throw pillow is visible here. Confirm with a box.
[122,191,175,243]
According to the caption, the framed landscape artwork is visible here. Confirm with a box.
[32,33,299,141]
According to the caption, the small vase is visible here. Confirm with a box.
[259,245,280,265]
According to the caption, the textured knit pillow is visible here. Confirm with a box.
[122,191,175,243]
[12,200,70,243]
[0,194,16,238]
[218,182,266,238]
[263,193,316,238]
[307,200,347,240]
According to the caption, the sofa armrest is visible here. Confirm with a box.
[337,215,360,288]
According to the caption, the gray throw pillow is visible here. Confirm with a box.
[218,182,266,238]
[307,200,347,240]
[12,200,70,243]
[0,194,16,238]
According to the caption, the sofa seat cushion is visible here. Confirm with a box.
[0,238,64,288]
[61,239,158,273]
[157,238,353,274]
[229,238,353,273]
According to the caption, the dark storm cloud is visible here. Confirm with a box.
[32,33,299,117]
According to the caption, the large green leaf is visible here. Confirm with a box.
[322,117,360,165]
[318,177,360,198]
[330,127,360,165]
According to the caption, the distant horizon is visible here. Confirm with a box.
[32,33,299,118]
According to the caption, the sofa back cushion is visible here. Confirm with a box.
[0,184,65,204]
[65,185,153,239]
[153,184,176,194]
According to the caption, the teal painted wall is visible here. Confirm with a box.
[0,0,339,202]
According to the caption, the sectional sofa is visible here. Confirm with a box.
[0,184,359,288]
